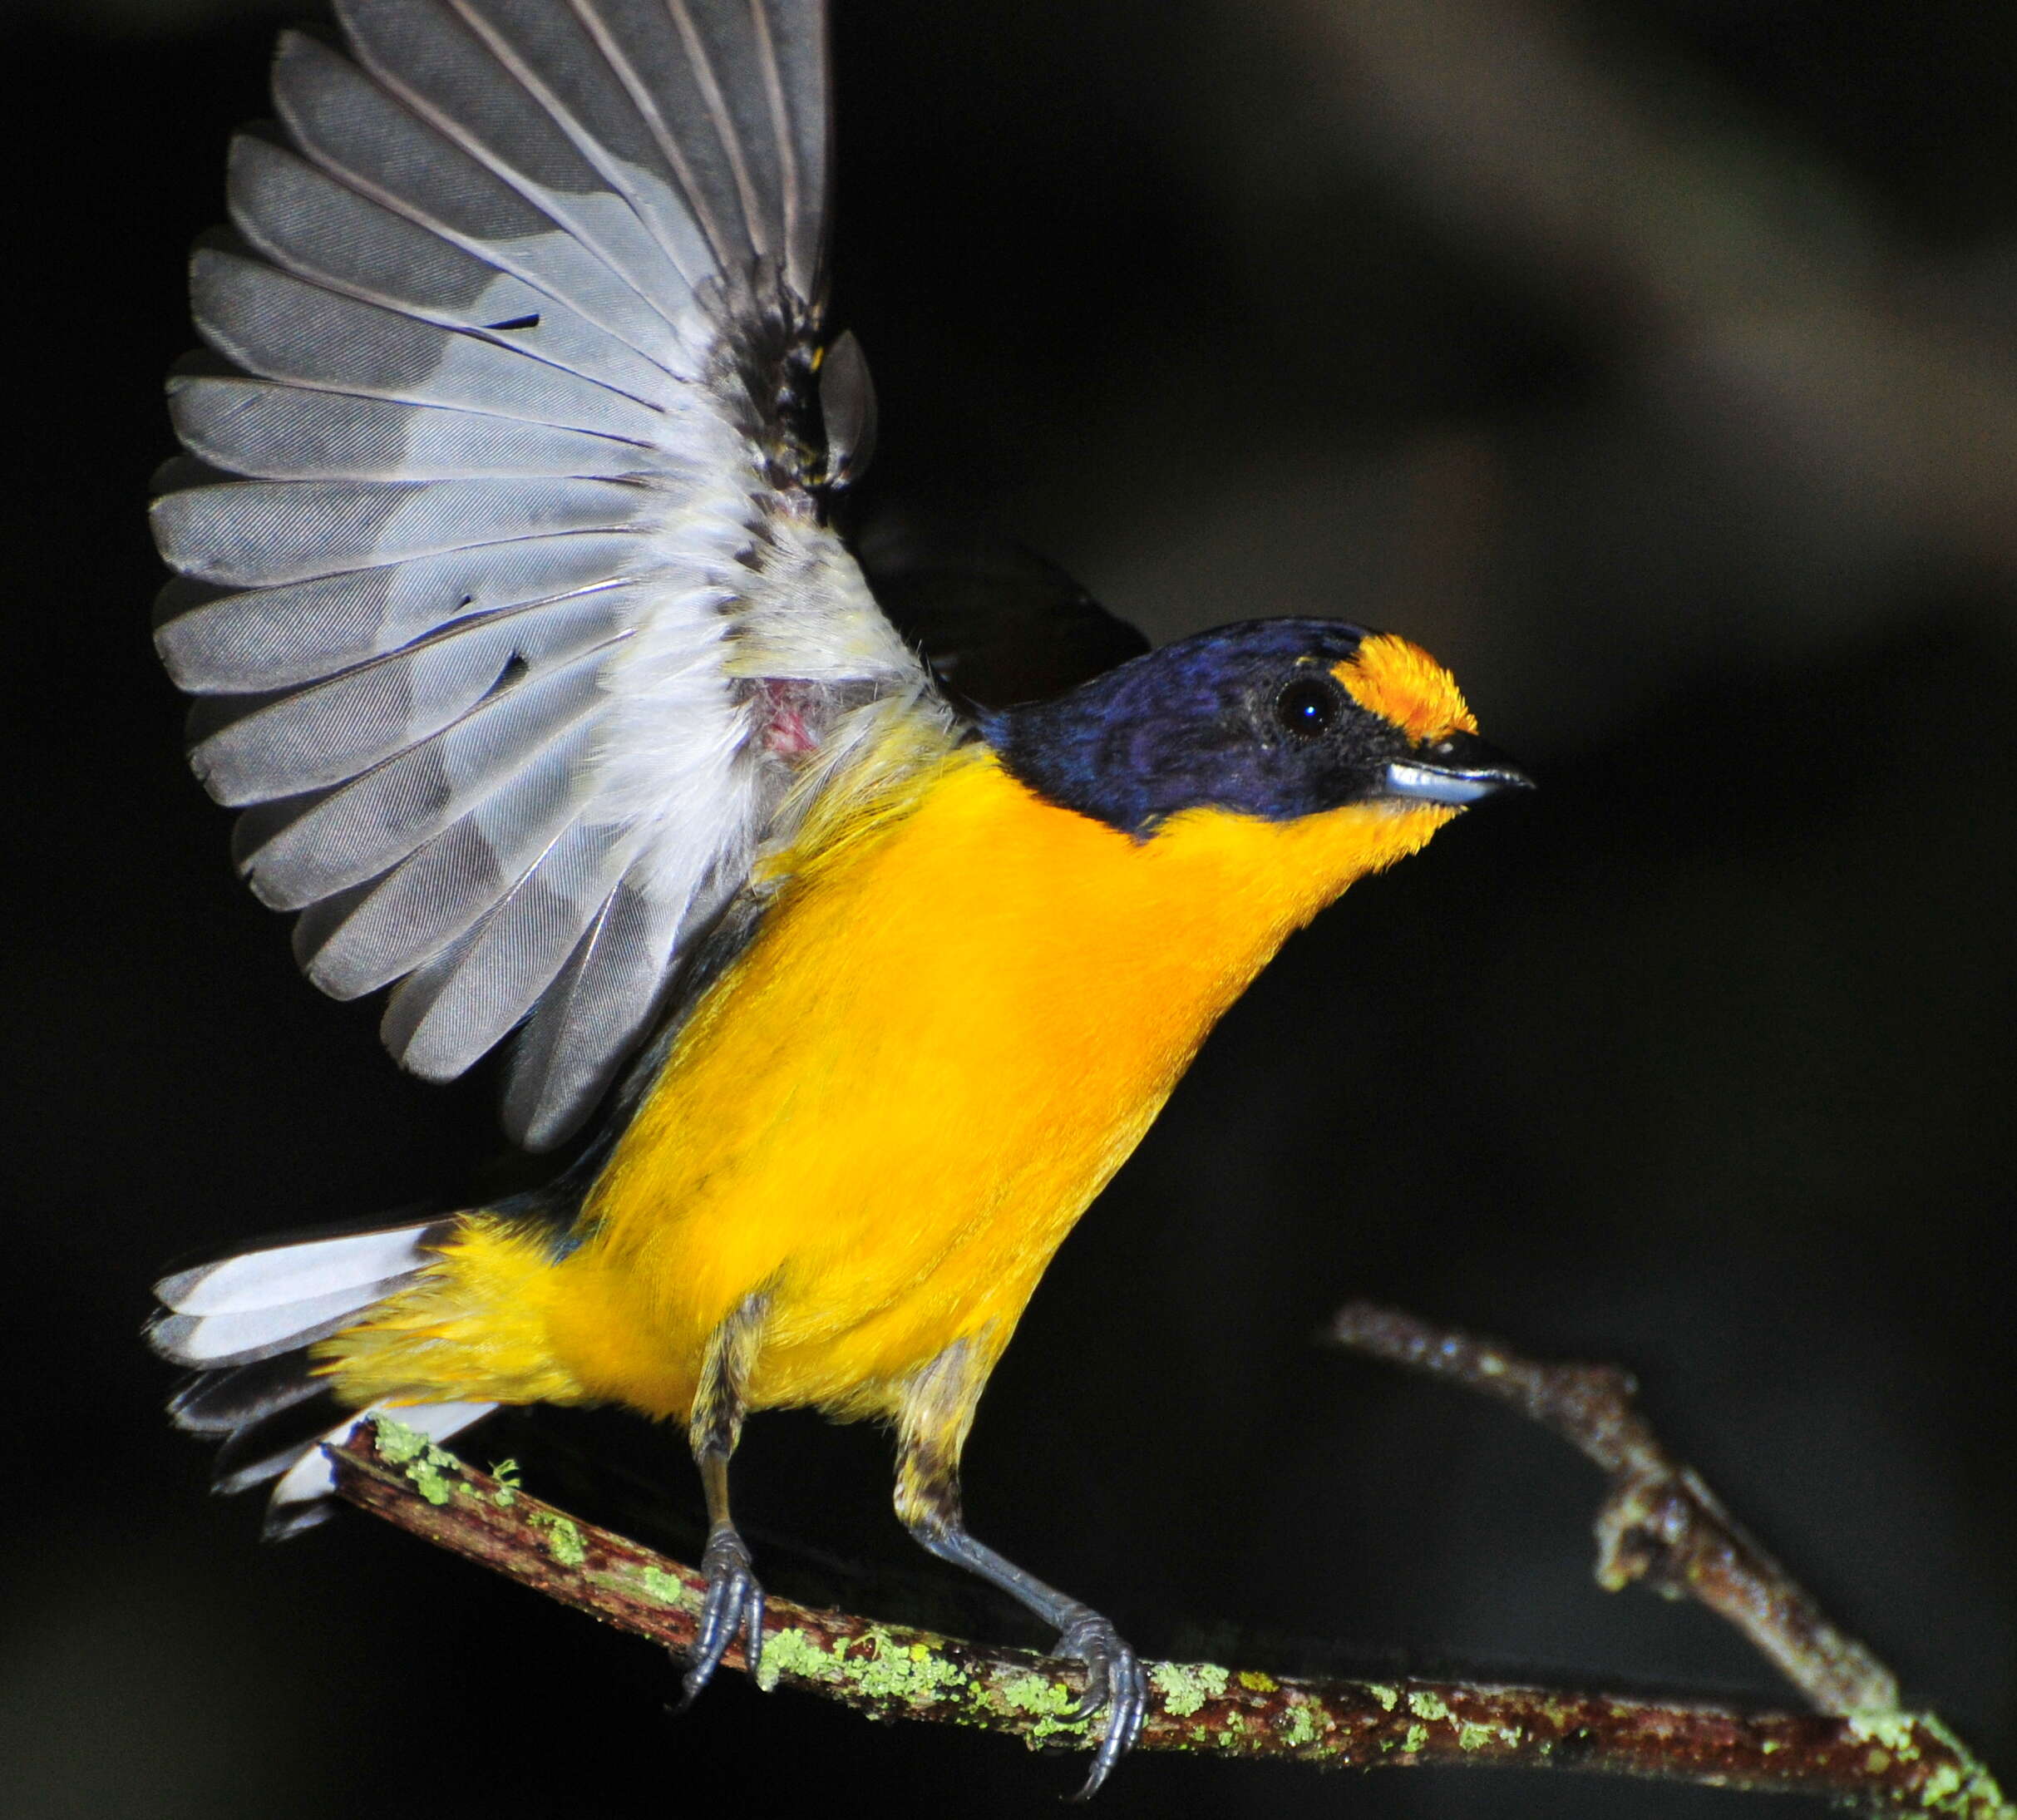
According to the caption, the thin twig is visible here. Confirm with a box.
[328,1418,2009,1811]
[1326,1300,1897,1714]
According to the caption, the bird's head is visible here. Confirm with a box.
[984,618,1530,841]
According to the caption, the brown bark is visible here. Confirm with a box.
[328,1404,2008,1813]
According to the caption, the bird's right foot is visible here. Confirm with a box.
[1053,1608,1148,1799]
[677,1521,767,1708]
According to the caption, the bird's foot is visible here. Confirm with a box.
[1053,1609,1147,1799]
[677,1521,767,1708]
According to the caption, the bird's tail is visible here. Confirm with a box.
[148,1219,498,1539]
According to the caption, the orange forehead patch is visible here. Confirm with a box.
[1332,634,1477,744]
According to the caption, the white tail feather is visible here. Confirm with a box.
[155,1221,440,1314]
[150,1282,409,1367]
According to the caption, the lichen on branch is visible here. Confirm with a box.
[328,1416,2010,1812]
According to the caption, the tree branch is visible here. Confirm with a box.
[1328,1300,1897,1715]
[329,1416,2009,1810]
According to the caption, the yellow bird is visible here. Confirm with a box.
[147,0,1528,1793]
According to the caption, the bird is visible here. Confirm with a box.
[145,0,1530,1795]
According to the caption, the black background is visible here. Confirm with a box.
[3,2,2014,1816]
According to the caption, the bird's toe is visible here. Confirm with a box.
[1054,1610,1147,1798]
[677,1523,767,1708]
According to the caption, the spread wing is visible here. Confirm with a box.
[151,0,957,1152]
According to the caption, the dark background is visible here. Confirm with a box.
[4,2,2014,1815]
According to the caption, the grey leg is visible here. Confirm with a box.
[894,1340,1147,1798]
[678,1293,769,1707]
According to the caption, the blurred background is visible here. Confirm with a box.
[4,0,2014,1815]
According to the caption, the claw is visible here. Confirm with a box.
[678,1522,767,1709]
[1053,1611,1147,1799]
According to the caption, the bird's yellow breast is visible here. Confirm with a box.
[516,746,1457,1424]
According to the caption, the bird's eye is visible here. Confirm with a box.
[1274,675,1340,742]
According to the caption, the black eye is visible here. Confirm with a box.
[1274,675,1340,742]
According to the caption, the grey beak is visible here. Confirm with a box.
[1383,731,1533,806]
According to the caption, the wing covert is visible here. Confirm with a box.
[153,0,958,1152]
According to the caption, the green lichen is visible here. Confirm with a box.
[1148,1661,1230,1718]
[999,1672,1091,1742]
[372,1415,443,1467]
[370,1415,460,1506]
[488,1458,520,1508]
[753,1626,844,1693]
[410,1467,456,1507]
[1405,1724,1430,1754]
[1921,1763,1966,1808]
[1914,1714,2015,1818]
[1278,1700,1322,1748]
[526,1509,586,1566]
[1914,1756,2011,1818]
[1238,1670,1278,1693]
[1000,1673,1066,1714]
[856,1635,968,1704]
[1407,1689,1451,1723]
[1366,1682,1399,1712]
[1458,1723,1492,1752]
[637,1566,693,1610]
[1849,1712,1920,1756]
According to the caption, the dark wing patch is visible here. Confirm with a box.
[857,514,1149,712]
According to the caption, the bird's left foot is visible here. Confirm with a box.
[1053,1609,1147,1799]
[677,1521,767,1708]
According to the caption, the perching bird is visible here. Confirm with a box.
[146,0,1528,1793]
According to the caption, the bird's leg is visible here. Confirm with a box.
[678,1291,770,1707]
[893,1339,1147,1798]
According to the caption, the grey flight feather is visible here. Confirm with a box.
[152,476,656,588]
[270,28,682,363]
[226,131,677,406]
[155,0,960,1150]
[501,876,678,1150]
[167,377,655,482]
[188,584,630,804]
[157,532,647,693]
[236,643,615,910]
[189,249,666,441]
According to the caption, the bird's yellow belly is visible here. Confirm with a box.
[536,748,1454,1423]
